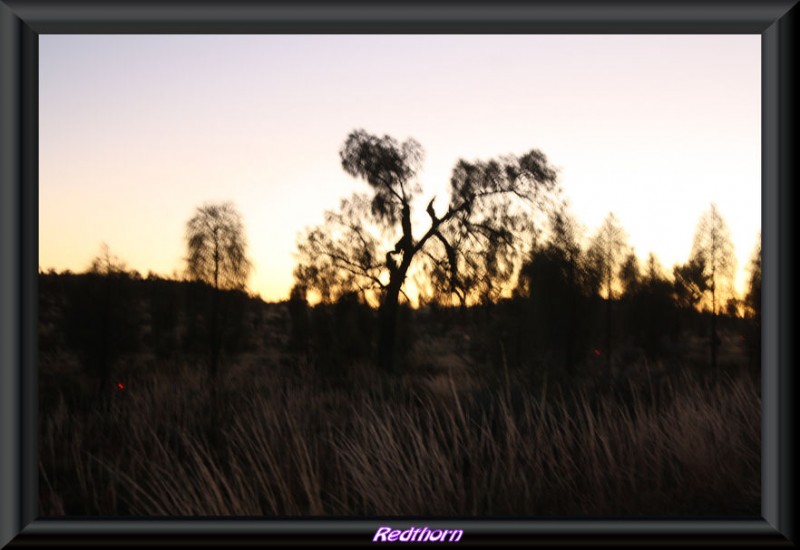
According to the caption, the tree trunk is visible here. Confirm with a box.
[565,308,576,377]
[377,252,414,373]
[377,278,402,373]
[565,264,577,377]
[710,284,717,372]
[605,296,612,378]
[210,287,220,379]
[96,275,113,404]
[211,238,221,380]
[209,285,221,442]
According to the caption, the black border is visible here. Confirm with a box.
[0,1,796,547]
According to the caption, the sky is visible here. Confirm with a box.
[39,35,761,302]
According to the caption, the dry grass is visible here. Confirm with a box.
[39,353,760,517]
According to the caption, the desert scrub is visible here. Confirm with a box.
[39,362,759,516]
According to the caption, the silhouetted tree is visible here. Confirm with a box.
[333,291,376,366]
[185,201,252,380]
[743,235,761,369]
[295,129,559,372]
[744,235,761,320]
[516,206,586,375]
[219,287,252,354]
[303,291,375,380]
[146,273,181,360]
[725,297,742,318]
[673,257,708,310]
[618,251,641,297]
[287,283,311,354]
[63,244,139,399]
[627,252,678,360]
[586,213,628,375]
[688,203,736,371]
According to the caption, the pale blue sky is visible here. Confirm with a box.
[40,35,761,301]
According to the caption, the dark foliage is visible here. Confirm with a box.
[743,237,761,370]
[296,129,559,373]
[146,275,182,360]
[61,270,142,395]
[619,257,680,361]
[41,271,264,380]
[287,283,311,354]
[307,292,377,379]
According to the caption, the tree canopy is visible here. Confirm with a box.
[688,203,737,370]
[295,129,560,371]
[184,201,252,381]
[689,203,736,314]
[185,201,251,291]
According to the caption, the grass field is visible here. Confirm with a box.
[39,341,760,517]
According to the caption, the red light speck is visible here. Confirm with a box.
[594,349,601,357]
[117,383,125,390]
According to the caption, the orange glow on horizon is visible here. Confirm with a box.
[39,35,760,304]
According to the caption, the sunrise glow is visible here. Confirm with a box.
[39,35,760,302]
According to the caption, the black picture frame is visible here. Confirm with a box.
[0,1,796,547]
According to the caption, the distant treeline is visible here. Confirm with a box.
[285,262,761,383]
[39,271,267,384]
[38,132,762,395]
[39,255,759,398]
